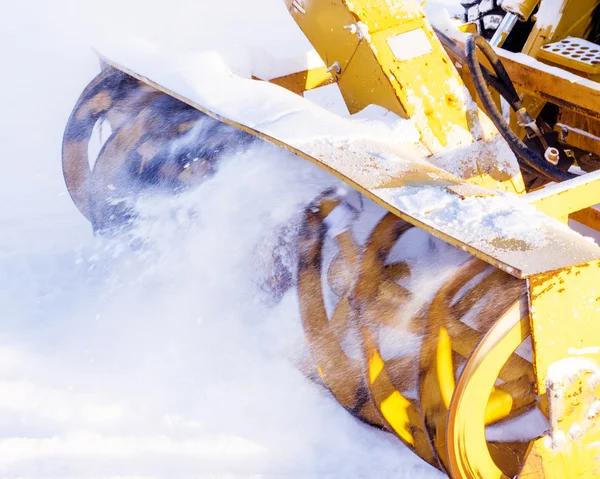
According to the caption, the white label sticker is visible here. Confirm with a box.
[387,28,433,62]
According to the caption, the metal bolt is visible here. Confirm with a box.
[327,61,341,74]
[545,147,560,166]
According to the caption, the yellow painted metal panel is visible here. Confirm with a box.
[527,173,600,220]
[286,0,361,81]
[370,22,473,150]
[336,39,408,117]
[264,67,335,96]
[528,259,600,393]
[347,0,423,32]
[571,207,600,231]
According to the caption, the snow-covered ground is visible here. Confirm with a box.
[0,1,469,477]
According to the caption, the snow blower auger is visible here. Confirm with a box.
[62,66,257,233]
[62,0,600,477]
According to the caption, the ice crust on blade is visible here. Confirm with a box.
[96,45,443,192]
[429,132,519,179]
[424,75,520,179]
[96,41,600,276]
[99,46,437,188]
[547,357,600,386]
[379,185,554,250]
[545,357,600,450]
[173,51,423,148]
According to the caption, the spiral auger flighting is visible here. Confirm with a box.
[62,0,600,476]
[62,66,256,234]
[296,194,545,475]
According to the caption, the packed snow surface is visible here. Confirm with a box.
[0,0,474,477]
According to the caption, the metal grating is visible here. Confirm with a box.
[538,36,600,75]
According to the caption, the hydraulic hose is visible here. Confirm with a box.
[465,34,575,182]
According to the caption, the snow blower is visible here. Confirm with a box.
[62,0,600,476]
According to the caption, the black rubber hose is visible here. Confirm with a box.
[481,66,516,106]
[465,34,575,182]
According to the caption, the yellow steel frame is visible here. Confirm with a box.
[288,0,469,151]
[571,206,600,231]
[255,66,334,96]
[285,0,526,194]
[501,0,538,22]
[525,169,600,222]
